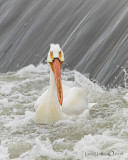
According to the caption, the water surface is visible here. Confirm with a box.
[0,64,128,159]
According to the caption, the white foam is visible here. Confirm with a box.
[0,63,128,159]
[0,98,9,108]
[4,111,35,131]
[73,134,128,159]
[123,93,128,103]
[0,143,9,160]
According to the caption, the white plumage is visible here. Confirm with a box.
[35,44,88,124]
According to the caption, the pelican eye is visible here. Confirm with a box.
[59,50,62,61]
[50,51,54,61]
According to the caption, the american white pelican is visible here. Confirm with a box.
[35,44,88,124]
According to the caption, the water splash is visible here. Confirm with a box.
[0,63,128,159]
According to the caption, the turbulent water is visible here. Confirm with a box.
[0,0,128,86]
[0,63,128,160]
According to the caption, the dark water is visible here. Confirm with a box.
[0,0,128,86]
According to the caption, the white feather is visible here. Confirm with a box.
[35,44,88,124]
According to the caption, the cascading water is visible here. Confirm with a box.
[0,0,128,86]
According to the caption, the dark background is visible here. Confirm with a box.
[0,0,128,87]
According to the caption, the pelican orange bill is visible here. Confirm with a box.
[52,58,63,106]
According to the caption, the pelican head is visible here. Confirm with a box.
[47,44,64,62]
[47,44,64,106]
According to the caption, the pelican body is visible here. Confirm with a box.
[35,44,88,124]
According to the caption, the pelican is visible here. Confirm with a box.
[35,44,88,124]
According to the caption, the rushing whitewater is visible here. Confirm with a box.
[0,63,128,160]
